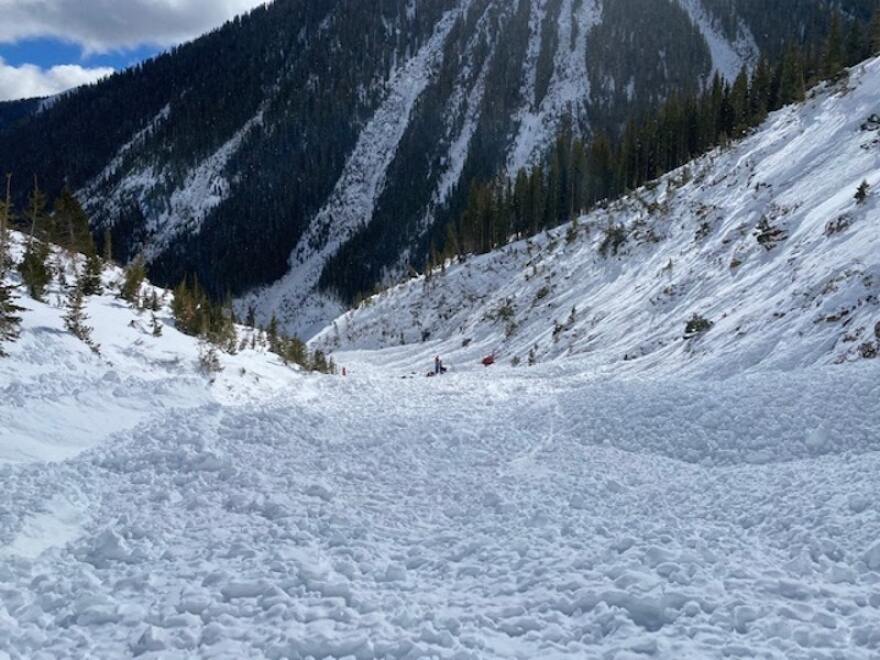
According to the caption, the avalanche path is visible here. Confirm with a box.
[2,362,879,659]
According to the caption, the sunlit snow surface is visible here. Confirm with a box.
[1,61,880,659]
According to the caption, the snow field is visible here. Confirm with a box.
[1,360,880,658]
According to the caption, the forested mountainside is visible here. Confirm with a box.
[0,0,875,336]
[313,55,880,376]
[0,98,42,131]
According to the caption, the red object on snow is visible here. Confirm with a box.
[482,355,495,367]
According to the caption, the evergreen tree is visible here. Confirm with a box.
[150,313,163,337]
[749,57,772,125]
[0,174,12,266]
[729,67,751,136]
[0,271,24,357]
[18,240,51,300]
[18,179,52,300]
[63,277,98,352]
[267,314,280,353]
[53,188,95,254]
[119,255,146,304]
[25,178,48,242]
[871,7,880,56]
[102,227,113,263]
[823,11,845,79]
[779,45,806,106]
[80,252,104,296]
[855,180,870,204]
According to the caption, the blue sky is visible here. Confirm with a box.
[0,0,265,102]
[0,39,160,72]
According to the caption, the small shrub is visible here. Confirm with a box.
[198,343,223,374]
[859,342,877,359]
[684,314,713,338]
[754,217,786,251]
[599,224,627,257]
[825,215,852,236]
[855,180,870,205]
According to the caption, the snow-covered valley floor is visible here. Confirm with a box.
[2,350,880,659]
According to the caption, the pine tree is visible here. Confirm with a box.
[855,180,870,204]
[63,278,98,352]
[0,276,24,357]
[102,227,113,263]
[823,11,845,80]
[150,313,163,337]
[245,305,256,328]
[871,8,880,56]
[18,240,51,300]
[19,179,52,300]
[729,66,751,136]
[53,188,95,255]
[749,57,772,125]
[25,178,48,242]
[267,314,280,353]
[310,349,330,373]
[119,255,146,305]
[779,45,806,106]
[0,174,13,266]
[80,252,104,296]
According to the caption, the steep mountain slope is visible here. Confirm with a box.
[312,56,880,377]
[0,0,863,337]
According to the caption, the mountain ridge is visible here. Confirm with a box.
[0,0,871,337]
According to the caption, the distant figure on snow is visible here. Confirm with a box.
[434,356,447,375]
[482,354,495,367]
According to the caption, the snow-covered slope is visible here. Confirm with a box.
[0,233,306,464]
[313,57,880,378]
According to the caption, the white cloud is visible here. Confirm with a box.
[0,58,113,101]
[0,0,267,53]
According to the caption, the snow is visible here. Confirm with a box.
[85,107,264,259]
[677,0,759,82]
[1,59,880,660]
[316,58,880,379]
[508,0,601,173]
[239,2,472,340]
[0,233,306,465]
[1,356,879,657]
